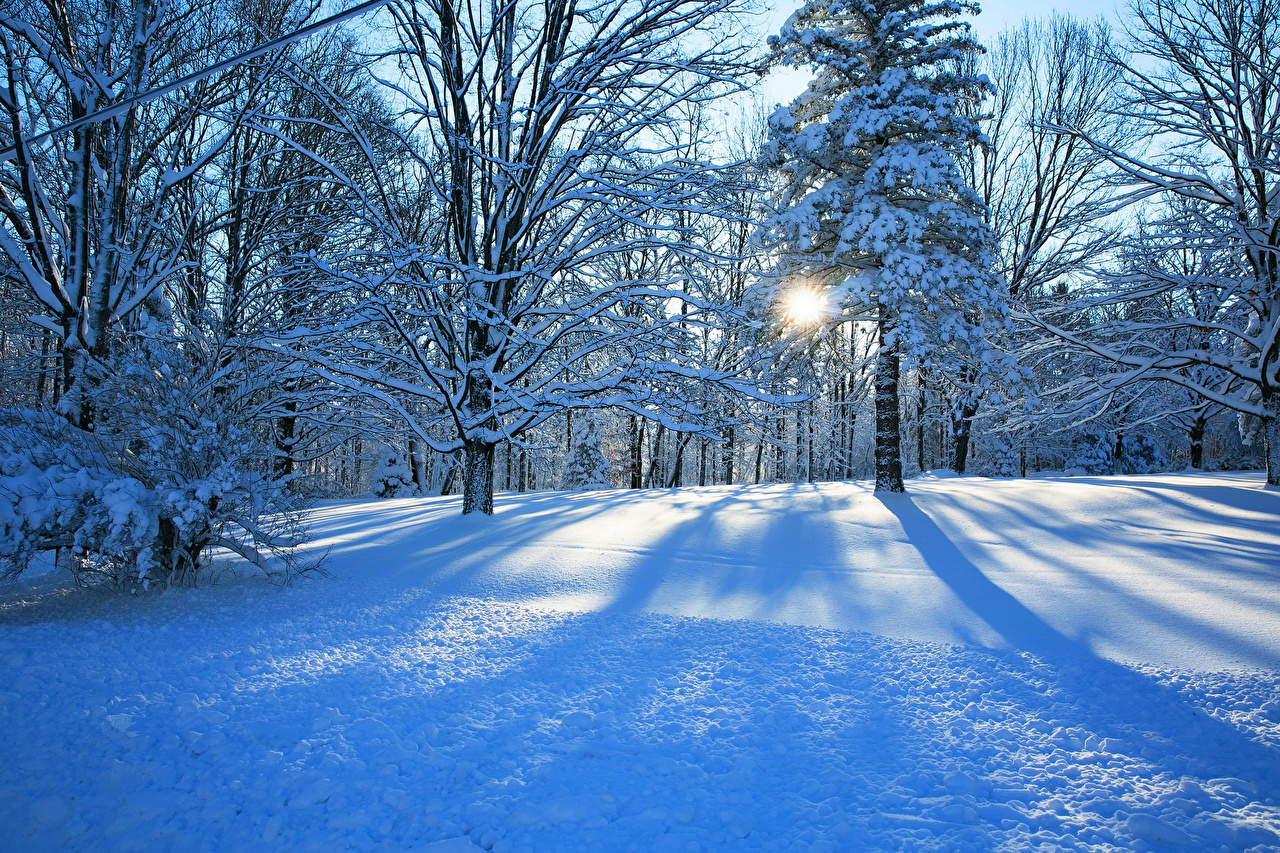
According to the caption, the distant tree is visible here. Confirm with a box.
[952,14,1123,472]
[561,415,613,491]
[1039,0,1280,487]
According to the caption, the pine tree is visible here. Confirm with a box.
[371,448,418,499]
[766,0,1008,493]
[561,416,614,492]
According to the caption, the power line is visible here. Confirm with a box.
[0,0,391,165]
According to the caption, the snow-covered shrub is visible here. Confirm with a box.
[371,448,418,498]
[1120,434,1167,474]
[0,410,112,578]
[0,322,316,590]
[1069,431,1112,475]
[561,416,613,491]
[987,438,1022,478]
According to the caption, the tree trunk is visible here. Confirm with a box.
[1112,432,1125,476]
[629,417,644,489]
[806,400,815,483]
[461,359,497,512]
[1263,403,1280,488]
[724,424,735,485]
[408,439,427,493]
[916,368,927,473]
[462,436,496,514]
[1189,417,1206,470]
[949,400,978,474]
[275,401,297,481]
[644,423,666,488]
[667,433,693,488]
[754,417,768,484]
[874,308,905,494]
[775,417,785,482]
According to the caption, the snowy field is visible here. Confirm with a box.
[2,471,1279,852]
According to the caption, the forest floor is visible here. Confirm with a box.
[2,471,1279,851]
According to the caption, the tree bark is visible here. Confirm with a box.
[461,356,497,512]
[462,437,496,514]
[1263,393,1280,487]
[874,307,905,494]
[667,433,693,488]
[949,399,978,474]
[1189,417,1205,470]
[629,417,644,489]
[275,401,297,481]
[723,424,735,485]
[644,423,666,488]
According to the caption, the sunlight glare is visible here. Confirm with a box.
[783,286,828,326]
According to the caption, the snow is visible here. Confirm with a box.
[2,471,1279,851]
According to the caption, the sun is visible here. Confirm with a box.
[783,286,828,326]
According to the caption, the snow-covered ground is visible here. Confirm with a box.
[2,471,1278,851]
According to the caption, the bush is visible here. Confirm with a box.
[0,325,317,590]
[1069,431,1112,475]
[371,447,419,498]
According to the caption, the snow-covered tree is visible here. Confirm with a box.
[370,447,418,498]
[951,14,1123,472]
[277,0,770,516]
[0,0,248,428]
[765,0,1009,493]
[561,415,613,491]
[0,312,315,589]
[1038,0,1280,487]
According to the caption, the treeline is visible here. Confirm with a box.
[0,0,1275,588]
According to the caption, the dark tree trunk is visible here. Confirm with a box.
[1112,432,1125,476]
[949,400,978,474]
[724,424,735,485]
[460,360,497,513]
[1189,417,1206,470]
[667,433,693,488]
[874,308,905,494]
[274,400,297,481]
[629,417,644,489]
[462,437,495,514]
[1262,390,1280,487]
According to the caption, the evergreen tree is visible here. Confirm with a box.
[371,448,419,499]
[561,417,614,492]
[766,0,1009,493]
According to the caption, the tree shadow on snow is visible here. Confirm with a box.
[878,492,1280,798]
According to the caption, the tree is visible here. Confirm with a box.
[284,0,768,515]
[561,414,613,491]
[0,0,250,427]
[1039,0,1280,487]
[951,14,1123,472]
[765,0,1008,493]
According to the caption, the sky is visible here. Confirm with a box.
[757,0,1126,107]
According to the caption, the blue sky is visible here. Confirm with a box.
[757,0,1126,106]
